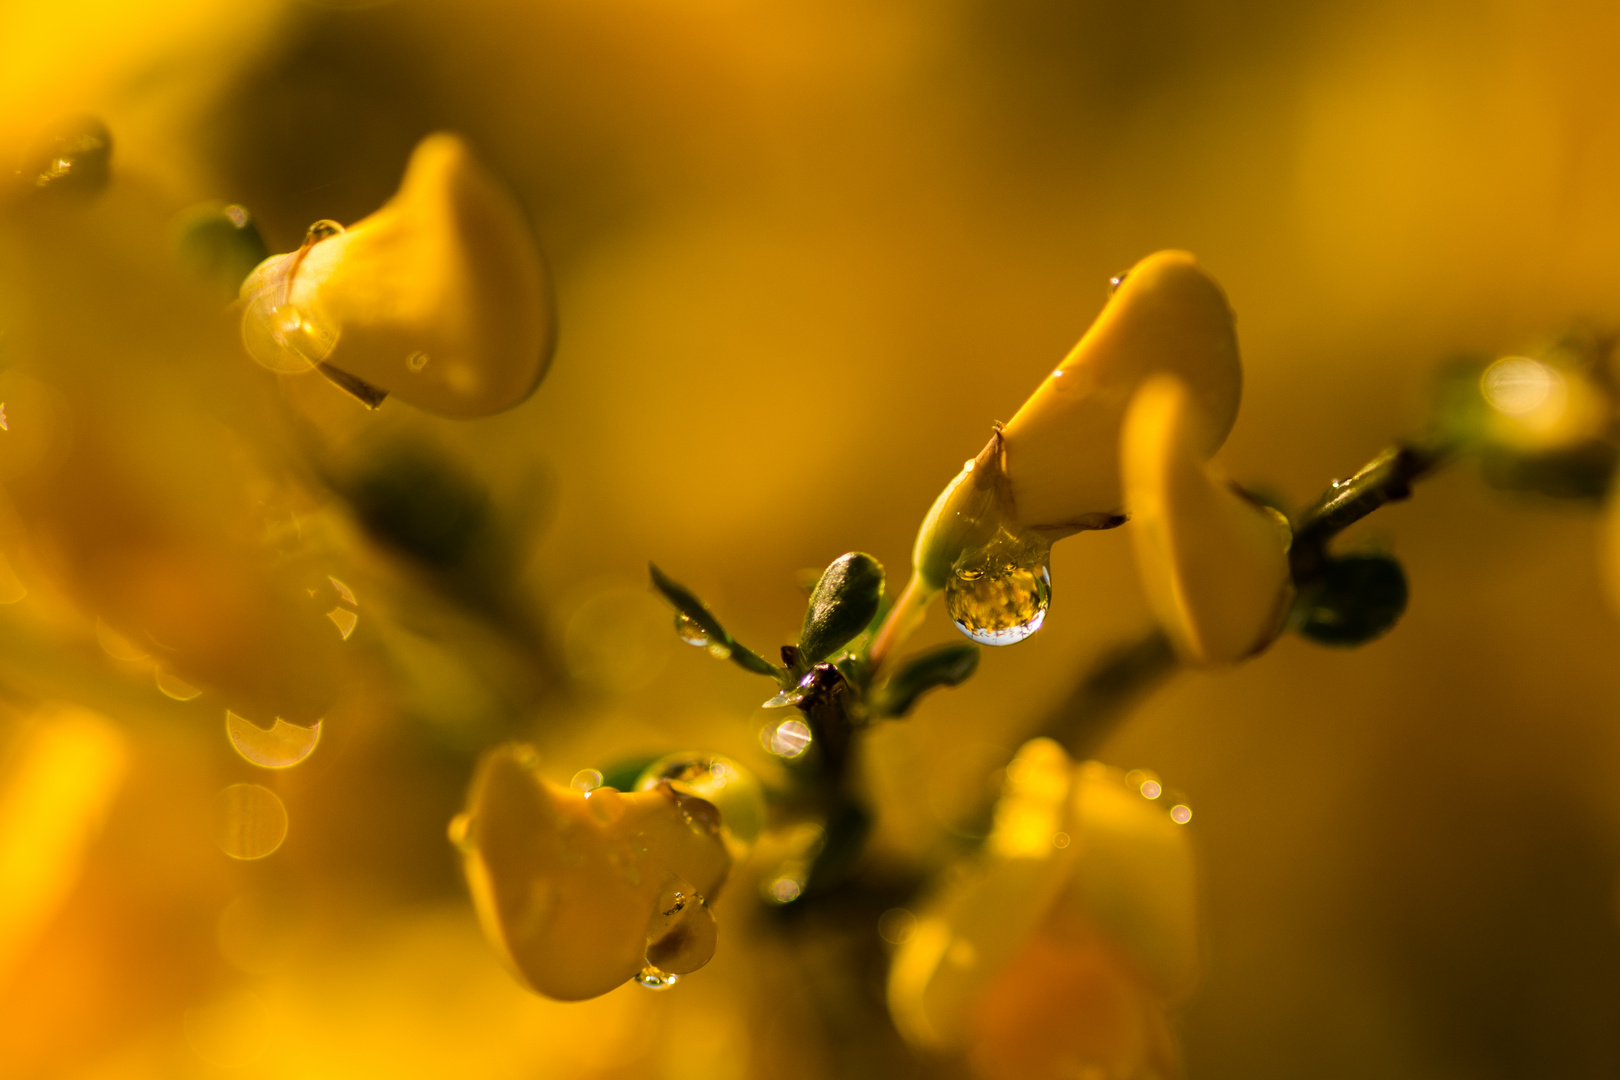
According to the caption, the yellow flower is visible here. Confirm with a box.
[453,743,733,1001]
[888,738,1197,1080]
[1122,374,1293,665]
[241,133,555,417]
[880,251,1242,657]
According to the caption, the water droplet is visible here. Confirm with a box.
[406,351,430,371]
[155,668,202,701]
[225,712,322,769]
[584,785,626,825]
[25,116,112,197]
[328,576,357,606]
[636,965,681,990]
[1052,831,1071,849]
[764,718,812,759]
[675,613,712,648]
[326,607,358,640]
[945,530,1052,646]
[767,876,803,904]
[304,219,345,243]
[571,768,603,792]
[1170,804,1192,824]
[706,641,732,660]
[1108,270,1129,294]
[211,783,288,860]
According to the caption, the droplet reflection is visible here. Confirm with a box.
[1482,356,1561,417]
[570,768,603,792]
[211,784,288,860]
[155,668,203,701]
[1170,804,1192,824]
[635,965,680,990]
[945,529,1052,647]
[225,712,322,769]
[675,612,711,648]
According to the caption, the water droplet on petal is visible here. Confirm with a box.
[766,876,803,904]
[211,784,288,860]
[675,613,711,648]
[304,219,345,243]
[636,965,680,990]
[570,768,603,792]
[225,711,322,769]
[945,530,1052,646]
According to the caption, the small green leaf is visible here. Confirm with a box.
[649,563,785,681]
[872,642,980,718]
[798,553,885,664]
[1294,553,1408,646]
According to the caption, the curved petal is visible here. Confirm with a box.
[1123,374,1292,665]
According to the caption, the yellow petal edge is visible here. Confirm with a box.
[1123,374,1292,665]
[1000,250,1242,531]
[456,744,731,1001]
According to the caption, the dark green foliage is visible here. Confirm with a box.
[1294,553,1409,646]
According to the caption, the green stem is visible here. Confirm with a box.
[1290,436,1454,580]
[1037,628,1180,759]
[864,573,934,677]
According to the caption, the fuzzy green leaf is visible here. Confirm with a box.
[798,553,885,664]
[1293,553,1408,646]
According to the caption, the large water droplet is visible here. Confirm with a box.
[211,784,288,860]
[674,612,711,648]
[945,530,1053,646]
[635,965,680,990]
[226,712,323,769]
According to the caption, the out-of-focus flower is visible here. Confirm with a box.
[880,251,1241,654]
[453,743,733,1001]
[241,132,555,417]
[888,738,1197,1080]
[1122,374,1293,665]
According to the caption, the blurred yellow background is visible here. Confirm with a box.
[3,0,1620,1076]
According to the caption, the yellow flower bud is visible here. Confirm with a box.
[888,252,1243,657]
[888,739,1199,1078]
[241,133,554,417]
[1122,374,1293,665]
[453,743,732,1001]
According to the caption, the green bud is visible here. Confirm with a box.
[912,430,1014,592]
[1293,553,1408,646]
[798,553,885,663]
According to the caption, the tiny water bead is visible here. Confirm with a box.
[945,531,1053,647]
[764,718,812,758]
[211,784,288,860]
[570,768,604,793]
[225,712,323,770]
[674,612,712,648]
[636,966,680,991]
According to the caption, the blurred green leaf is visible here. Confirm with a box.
[175,204,270,297]
[1294,553,1408,646]
[872,642,979,718]
[798,552,884,664]
[351,449,490,568]
[648,563,784,681]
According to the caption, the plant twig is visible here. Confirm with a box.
[1290,436,1454,580]
[1038,627,1180,759]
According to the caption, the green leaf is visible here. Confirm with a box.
[1293,553,1408,646]
[798,553,885,664]
[649,563,785,681]
[872,642,979,718]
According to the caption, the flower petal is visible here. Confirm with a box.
[1122,374,1292,665]
[1000,250,1241,531]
